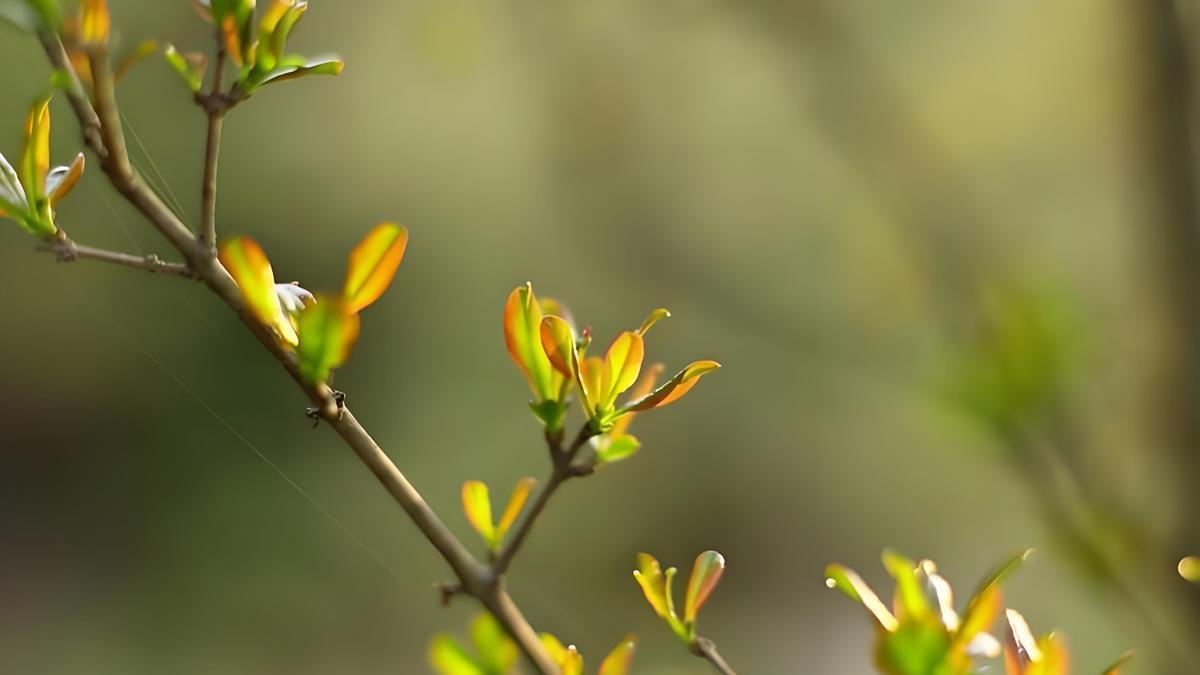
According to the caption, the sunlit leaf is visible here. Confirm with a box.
[219,237,298,344]
[461,480,496,547]
[878,622,952,675]
[958,550,1031,648]
[295,296,360,383]
[624,360,721,413]
[470,613,518,675]
[79,0,110,44]
[539,633,568,664]
[825,563,899,632]
[20,94,50,201]
[342,222,408,314]
[561,645,583,675]
[429,634,485,675]
[684,550,725,623]
[578,355,603,419]
[633,553,671,620]
[505,284,555,401]
[597,636,636,675]
[599,331,644,409]
[254,57,344,87]
[539,314,576,379]
[636,308,670,336]
[609,364,662,439]
[882,550,931,624]
[495,477,536,540]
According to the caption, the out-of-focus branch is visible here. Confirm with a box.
[37,237,196,278]
[692,636,738,675]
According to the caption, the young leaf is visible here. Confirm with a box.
[633,553,671,620]
[461,480,496,548]
[824,563,899,632]
[882,550,931,623]
[538,314,576,379]
[46,152,84,205]
[254,57,345,87]
[428,634,486,675]
[219,237,298,345]
[599,331,644,409]
[636,308,670,336]
[342,222,408,314]
[595,435,640,465]
[505,284,555,401]
[79,0,110,45]
[20,95,50,201]
[164,44,207,92]
[684,550,725,623]
[623,360,721,413]
[540,632,583,675]
[495,477,536,541]
[295,297,360,383]
[469,613,518,675]
[597,637,636,675]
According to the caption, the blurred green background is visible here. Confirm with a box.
[4,0,1200,673]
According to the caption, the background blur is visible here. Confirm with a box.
[4,1,1200,673]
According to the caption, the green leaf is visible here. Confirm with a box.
[461,480,496,549]
[528,399,566,433]
[429,634,486,675]
[882,550,930,623]
[877,622,952,675]
[595,434,640,465]
[164,44,206,92]
[470,613,518,675]
[295,297,361,384]
[247,56,344,89]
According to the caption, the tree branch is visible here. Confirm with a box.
[491,425,594,576]
[40,29,560,675]
[692,636,738,675]
[37,237,196,278]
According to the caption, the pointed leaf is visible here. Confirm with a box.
[21,95,51,200]
[561,645,583,675]
[429,634,486,675]
[597,637,636,675]
[825,563,899,632]
[505,284,555,401]
[495,477,536,540]
[254,57,344,87]
[882,550,930,623]
[624,360,721,412]
[539,315,576,378]
[461,480,496,548]
[599,331,644,408]
[609,364,662,438]
[219,237,298,344]
[295,296,361,383]
[636,308,670,336]
[342,222,408,314]
[684,550,725,623]
[959,550,1031,648]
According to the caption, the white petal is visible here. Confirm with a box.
[967,632,1002,659]
[275,283,315,315]
[917,559,960,631]
[0,152,27,208]
[1005,608,1042,665]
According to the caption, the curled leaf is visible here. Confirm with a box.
[505,284,555,401]
[342,222,408,314]
[684,550,725,623]
[539,314,576,379]
[46,152,84,205]
[636,308,670,336]
[21,95,50,201]
[295,296,360,383]
[461,480,495,548]
[624,360,721,413]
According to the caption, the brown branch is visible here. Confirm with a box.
[490,425,594,576]
[37,237,196,278]
[198,46,226,256]
[692,636,738,675]
[38,28,560,675]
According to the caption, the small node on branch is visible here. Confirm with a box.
[435,581,465,607]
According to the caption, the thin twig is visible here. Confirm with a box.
[37,238,196,278]
[692,636,738,675]
[198,47,226,255]
[491,425,594,575]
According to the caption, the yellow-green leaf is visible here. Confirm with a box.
[597,637,636,675]
[636,308,670,336]
[219,237,297,345]
[959,549,1031,648]
[684,550,725,623]
[342,222,408,314]
[495,477,536,540]
[599,331,644,409]
[164,44,206,92]
[79,0,110,44]
[20,95,50,200]
[470,613,518,675]
[505,284,555,401]
[295,296,360,383]
[624,360,721,413]
[429,634,485,675]
[633,553,670,620]
[539,314,576,379]
[47,152,84,206]
[825,563,898,632]
[461,480,496,548]
[882,550,930,623]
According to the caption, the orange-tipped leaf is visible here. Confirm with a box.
[342,223,408,314]
[684,550,725,623]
